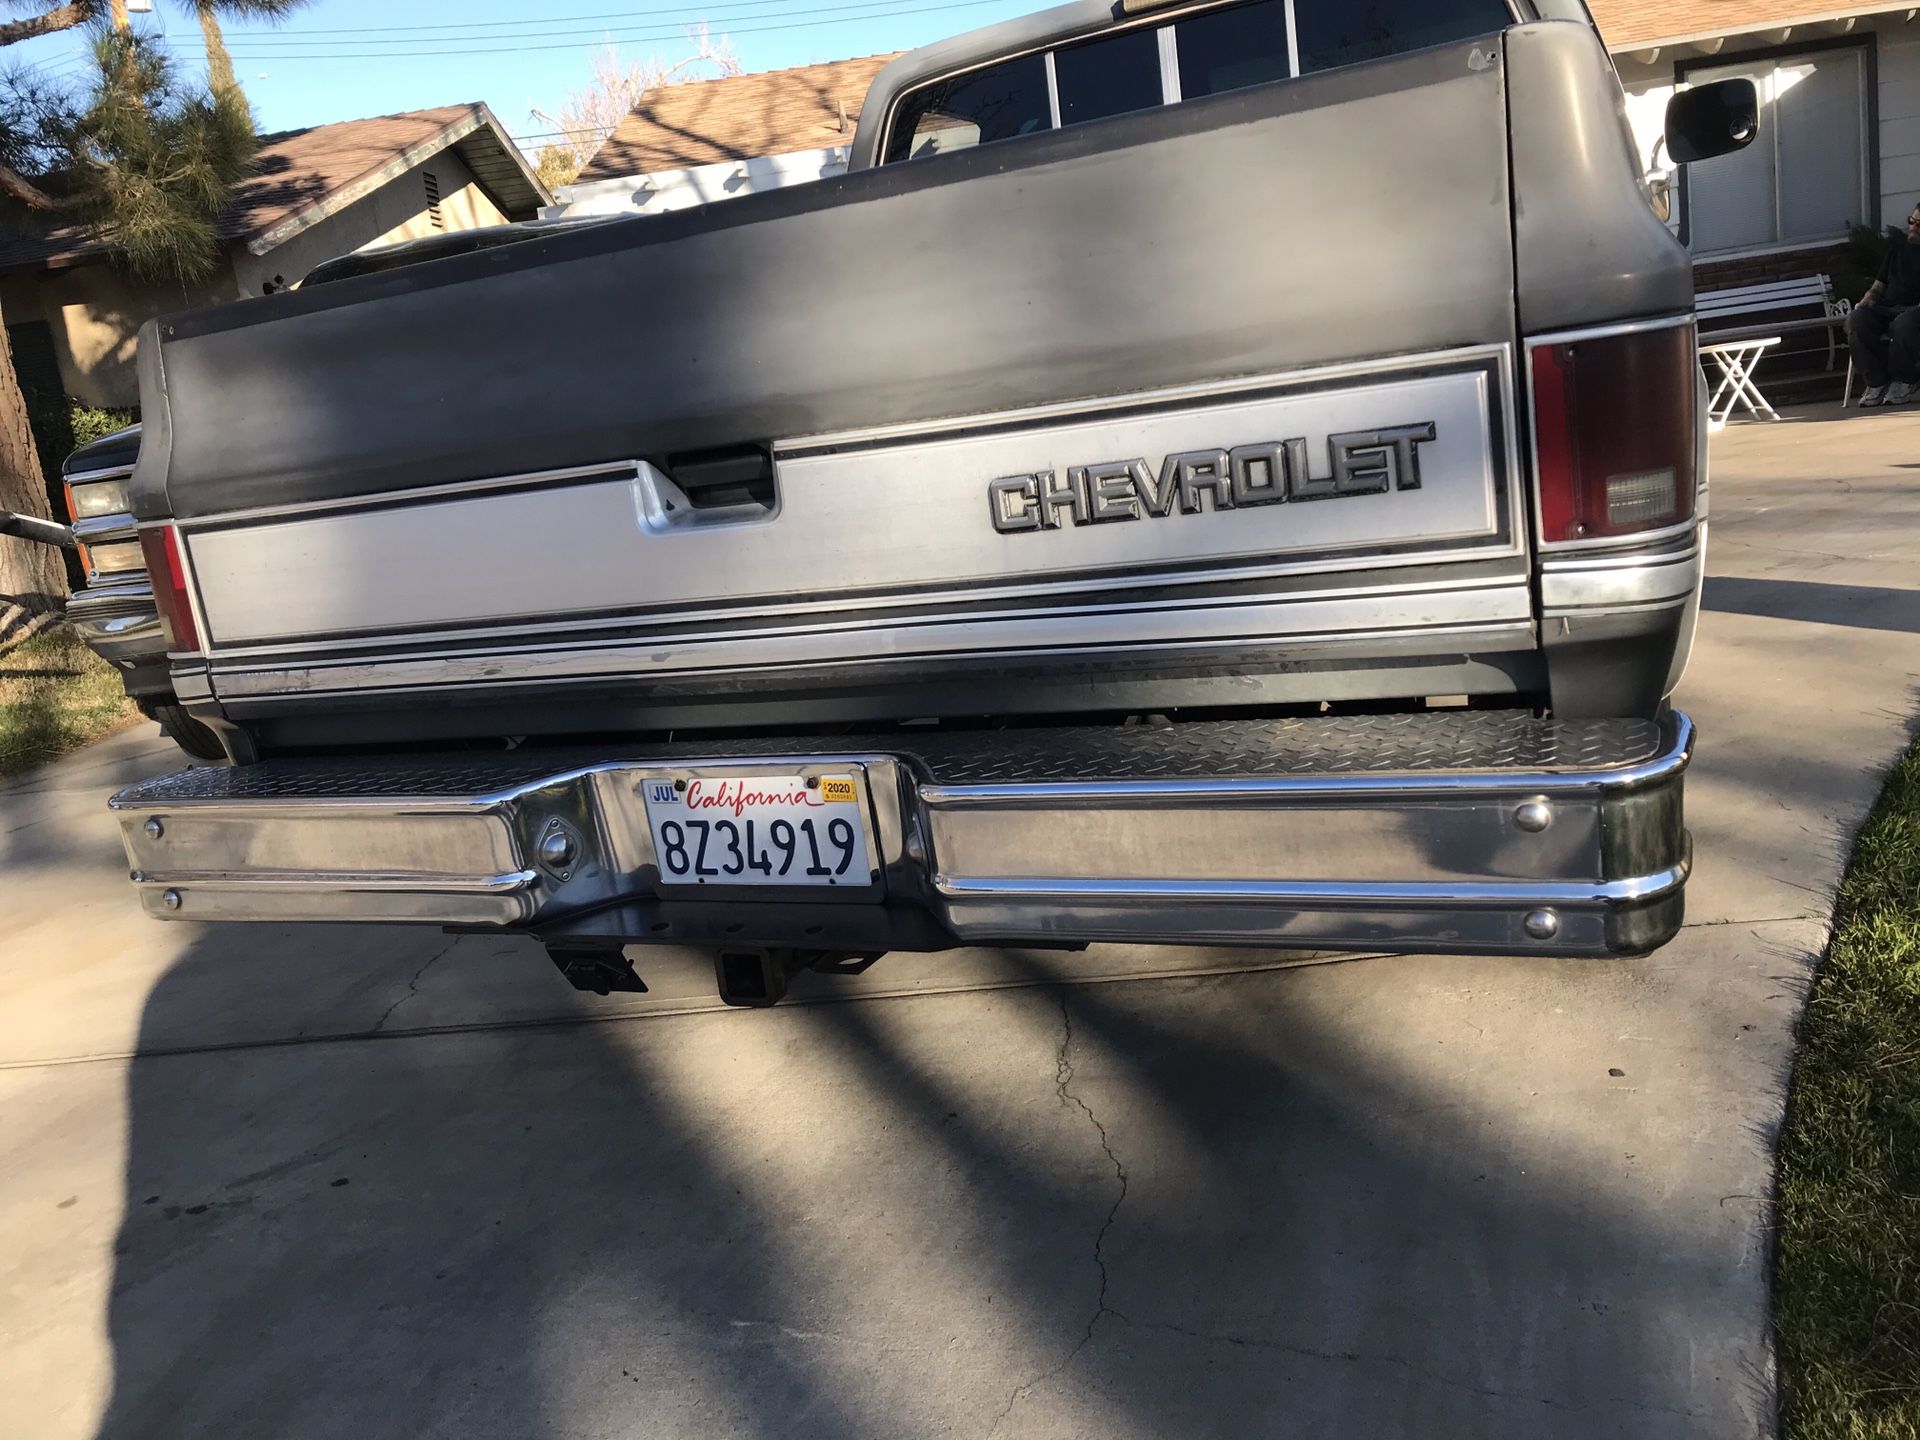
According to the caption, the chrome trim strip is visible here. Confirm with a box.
[198,555,1532,665]
[71,513,139,546]
[1539,541,1701,612]
[207,618,1536,704]
[932,863,1690,907]
[62,464,135,487]
[202,567,1526,662]
[1538,533,1699,570]
[67,578,155,611]
[1532,516,1701,556]
[130,870,537,894]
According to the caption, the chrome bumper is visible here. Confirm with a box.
[67,579,163,664]
[110,711,1694,957]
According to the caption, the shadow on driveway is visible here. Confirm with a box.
[1704,575,1920,634]
[91,938,1759,1438]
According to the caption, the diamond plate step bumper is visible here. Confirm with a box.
[110,711,1694,958]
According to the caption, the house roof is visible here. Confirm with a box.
[578,52,902,182]
[1587,0,1913,51]
[0,102,551,276]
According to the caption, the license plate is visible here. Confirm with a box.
[641,773,873,888]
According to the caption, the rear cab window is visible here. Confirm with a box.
[882,0,1515,164]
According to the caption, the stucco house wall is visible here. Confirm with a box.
[0,266,228,409]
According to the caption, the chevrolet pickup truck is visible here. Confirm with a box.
[105,0,1755,1004]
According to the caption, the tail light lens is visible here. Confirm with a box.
[1529,322,1697,544]
[138,525,201,653]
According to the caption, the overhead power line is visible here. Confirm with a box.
[221,0,1012,60]
[223,0,1000,50]
[221,0,951,36]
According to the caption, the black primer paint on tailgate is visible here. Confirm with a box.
[136,37,1522,520]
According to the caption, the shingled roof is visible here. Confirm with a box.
[0,102,550,275]
[1586,0,1906,49]
[578,52,902,182]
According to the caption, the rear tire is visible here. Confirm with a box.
[142,701,227,762]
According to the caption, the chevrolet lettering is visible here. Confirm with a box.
[95,0,1752,1006]
[988,424,1440,534]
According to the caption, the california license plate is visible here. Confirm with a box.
[641,773,873,887]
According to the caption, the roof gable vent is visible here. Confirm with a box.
[423,169,445,230]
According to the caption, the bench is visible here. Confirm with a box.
[1695,274,1851,425]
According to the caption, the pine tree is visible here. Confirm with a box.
[0,0,304,614]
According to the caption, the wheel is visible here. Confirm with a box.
[142,701,227,762]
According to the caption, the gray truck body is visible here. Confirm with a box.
[107,1,1720,988]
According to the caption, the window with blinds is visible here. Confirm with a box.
[1682,47,1868,256]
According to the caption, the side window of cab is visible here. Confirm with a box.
[883,53,1051,163]
[1291,0,1514,74]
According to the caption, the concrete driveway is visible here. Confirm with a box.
[3,403,1916,1439]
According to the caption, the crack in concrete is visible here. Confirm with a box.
[987,992,1130,1437]
[1104,1313,1705,1420]
[1680,914,1818,930]
[370,937,463,1035]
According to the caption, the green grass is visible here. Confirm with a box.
[0,624,138,779]
[1778,740,1920,1439]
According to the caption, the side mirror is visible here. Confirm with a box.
[1664,78,1759,164]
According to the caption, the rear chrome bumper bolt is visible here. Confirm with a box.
[161,889,183,912]
[1514,801,1552,833]
[538,830,576,869]
[1523,908,1559,941]
[144,816,165,839]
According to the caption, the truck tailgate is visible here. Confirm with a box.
[137,36,1528,730]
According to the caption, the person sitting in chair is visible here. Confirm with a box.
[1851,204,1920,407]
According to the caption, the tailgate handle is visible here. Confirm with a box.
[636,446,778,532]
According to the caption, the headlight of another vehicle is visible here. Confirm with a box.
[65,476,131,520]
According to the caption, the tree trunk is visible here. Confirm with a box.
[198,3,237,98]
[0,296,67,616]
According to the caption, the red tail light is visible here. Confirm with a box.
[1529,322,1697,544]
[138,525,201,653]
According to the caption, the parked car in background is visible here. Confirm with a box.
[49,217,616,760]
[56,425,219,759]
